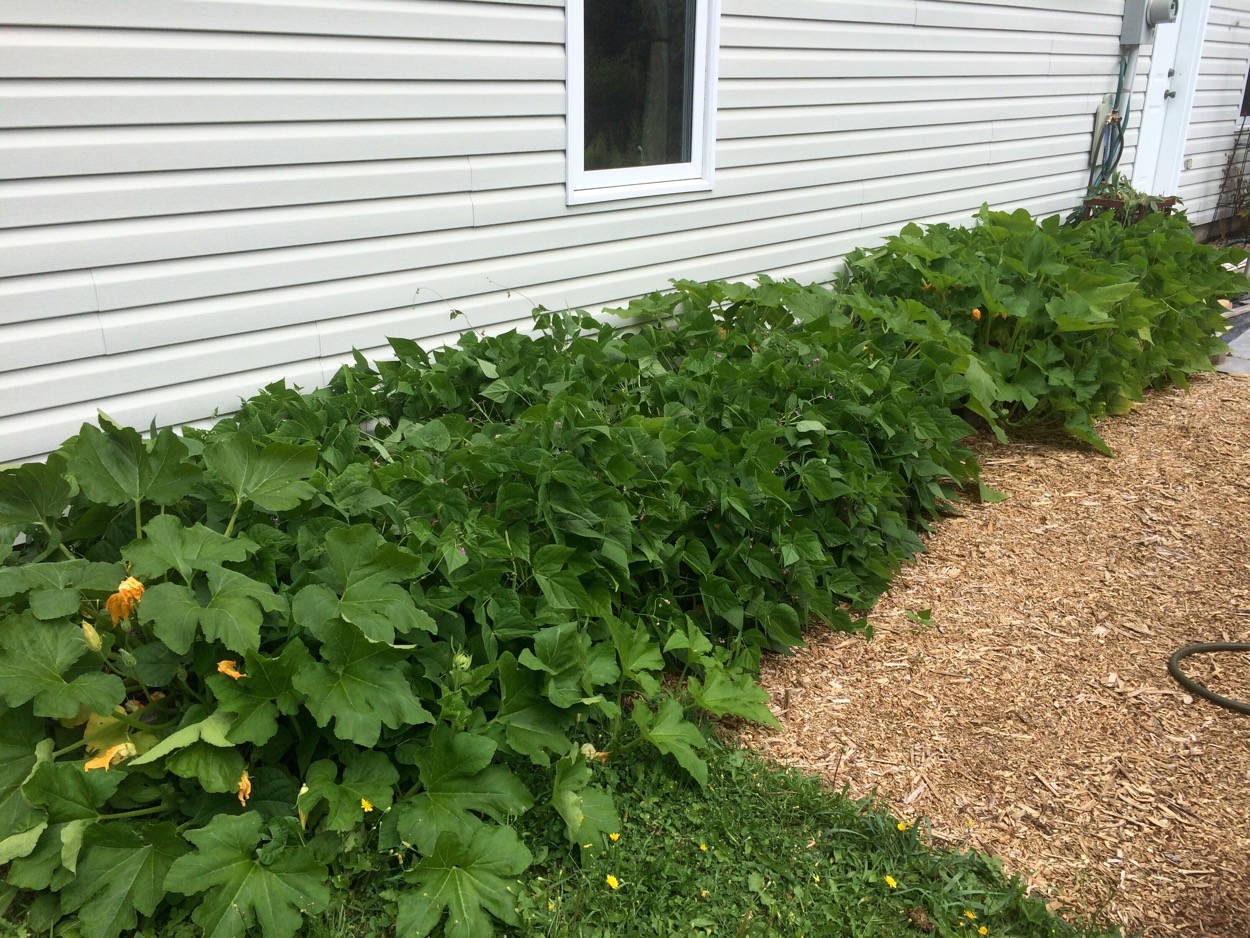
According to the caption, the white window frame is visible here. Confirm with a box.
[566,0,720,205]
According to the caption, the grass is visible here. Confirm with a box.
[304,730,1123,938]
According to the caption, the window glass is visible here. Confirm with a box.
[584,0,695,171]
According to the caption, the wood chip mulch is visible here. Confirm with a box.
[743,373,1250,937]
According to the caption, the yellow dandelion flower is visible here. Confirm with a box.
[106,576,144,625]
[897,821,907,831]
[609,832,620,842]
[813,874,821,883]
[361,798,374,812]
[548,900,555,911]
[605,874,619,890]
[237,770,252,807]
[979,928,988,936]
[699,842,708,852]
[217,659,246,680]
[700,889,709,898]
[965,911,977,920]
[884,875,897,889]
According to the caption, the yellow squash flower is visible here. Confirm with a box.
[217,660,246,680]
[83,742,134,772]
[237,770,252,807]
[106,576,144,625]
[971,308,983,322]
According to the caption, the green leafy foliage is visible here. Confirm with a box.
[0,205,1235,937]
[839,206,1246,451]
[165,813,329,938]
[396,826,532,938]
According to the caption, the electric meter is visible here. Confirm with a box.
[1121,0,1179,45]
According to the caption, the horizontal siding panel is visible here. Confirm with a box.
[722,19,1056,54]
[0,325,323,419]
[1,313,105,372]
[0,79,564,128]
[859,153,1087,205]
[719,75,1110,110]
[469,153,565,191]
[0,159,473,229]
[914,3,1118,34]
[0,271,98,326]
[860,167,1088,228]
[3,154,567,230]
[0,118,564,179]
[991,114,1091,142]
[1,1,563,44]
[721,49,1053,80]
[721,95,1099,139]
[720,0,916,26]
[718,123,997,169]
[1,193,476,279]
[1,28,562,81]
[928,0,1122,12]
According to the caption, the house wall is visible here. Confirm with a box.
[1175,0,1250,221]
[0,0,1141,463]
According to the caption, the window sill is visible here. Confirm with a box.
[566,176,714,206]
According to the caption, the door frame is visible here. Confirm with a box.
[1131,0,1211,196]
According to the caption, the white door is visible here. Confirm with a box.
[1131,0,1210,196]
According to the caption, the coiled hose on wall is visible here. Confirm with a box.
[1167,643,1250,715]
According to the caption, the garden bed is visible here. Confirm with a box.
[746,373,1250,938]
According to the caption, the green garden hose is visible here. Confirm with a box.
[1167,643,1250,715]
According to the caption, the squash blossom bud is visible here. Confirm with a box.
[452,652,473,672]
[81,621,102,652]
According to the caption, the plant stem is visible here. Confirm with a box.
[224,497,243,539]
[134,499,143,541]
[40,521,77,560]
[99,804,170,822]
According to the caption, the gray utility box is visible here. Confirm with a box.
[1122,0,1180,45]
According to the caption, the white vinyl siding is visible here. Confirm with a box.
[1174,1,1250,222]
[0,0,1203,463]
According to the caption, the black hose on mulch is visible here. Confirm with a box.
[1167,643,1250,715]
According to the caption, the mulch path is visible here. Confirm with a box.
[743,372,1250,937]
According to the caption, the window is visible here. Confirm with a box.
[566,0,719,204]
